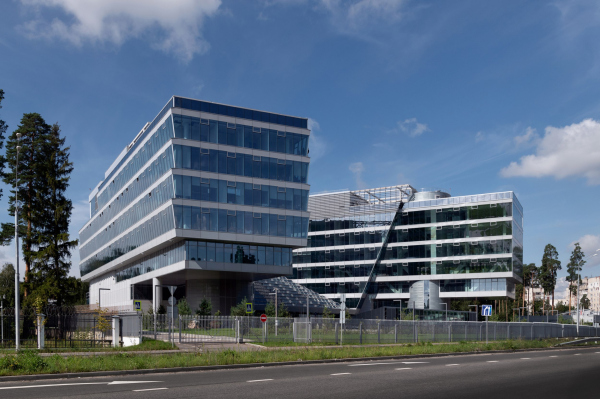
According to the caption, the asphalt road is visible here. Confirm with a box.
[1,346,599,399]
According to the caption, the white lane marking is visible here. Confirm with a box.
[395,368,412,370]
[402,362,429,364]
[550,356,558,358]
[446,364,460,366]
[487,361,499,363]
[247,379,274,383]
[521,358,531,360]
[331,373,351,376]
[0,381,161,390]
[133,388,169,392]
[574,354,581,356]
[349,362,405,367]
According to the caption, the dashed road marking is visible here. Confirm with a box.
[133,388,169,392]
[487,361,499,363]
[521,358,531,360]
[247,379,274,383]
[549,356,558,358]
[331,373,351,376]
[395,368,412,370]
[402,362,429,364]
[446,364,460,366]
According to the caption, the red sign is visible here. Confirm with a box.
[260,314,267,323]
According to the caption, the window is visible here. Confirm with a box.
[436,244,442,247]
[253,127,261,133]
[453,225,460,229]
[471,205,478,209]
[453,242,460,246]
[471,242,478,245]
[402,229,408,232]
[325,282,330,286]
[453,260,460,264]
[354,282,360,285]
[436,226,443,230]
[490,222,497,226]
[253,155,261,161]
[436,209,442,213]
[227,123,236,129]
[402,263,408,266]
[453,207,460,211]
[471,223,478,227]
[436,261,442,265]
[402,246,408,249]
[354,232,360,235]
[490,204,497,208]
[227,152,236,158]
[200,119,209,125]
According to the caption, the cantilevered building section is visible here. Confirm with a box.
[79,96,311,313]
[291,186,523,314]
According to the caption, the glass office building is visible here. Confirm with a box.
[79,96,311,313]
[291,186,523,314]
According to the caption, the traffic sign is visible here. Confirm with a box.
[168,296,175,306]
[246,303,253,314]
[340,310,346,323]
[260,314,267,323]
[481,305,492,317]
[133,300,142,312]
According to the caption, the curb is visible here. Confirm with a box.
[0,345,593,383]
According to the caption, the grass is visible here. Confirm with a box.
[0,339,176,354]
[0,338,578,377]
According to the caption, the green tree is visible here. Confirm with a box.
[264,301,276,317]
[177,297,192,315]
[1,113,53,297]
[566,243,585,314]
[540,244,561,313]
[196,298,212,316]
[522,263,537,314]
[0,263,15,307]
[25,124,77,307]
[157,304,166,315]
[580,294,590,309]
[278,302,290,318]
[230,297,250,316]
[322,306,334,318]
[0,90,6,198]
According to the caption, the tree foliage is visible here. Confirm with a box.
[230,297,250,316]
[539,244,561,310]
[177,297,192,315]
[566,243,585,311]
[0,262,15,307]
[196,298,212,316]
[580,294,590,309]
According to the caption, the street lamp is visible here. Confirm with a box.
[98,288,110,309]
[267,289,278,336]
[14,133,21,351]
[1,294,4,345]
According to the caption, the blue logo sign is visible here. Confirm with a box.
[246,303,253,314]
[481,305,492,317]
[134,300,142,312]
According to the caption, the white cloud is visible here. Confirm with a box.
[475,131,485,142]
[513,127,540,147]
[349,161,366,189]
[398,117,429,137]
[500,119,600,184]
[320,0,407,38]
[307,118,327,161]
[19,0,221,62]
[571,235,600,268]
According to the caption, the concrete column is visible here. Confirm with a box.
[153,277,162,313]
[37,314,45,349]
[112,316,120,348]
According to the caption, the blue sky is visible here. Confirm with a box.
[1,0,600,297]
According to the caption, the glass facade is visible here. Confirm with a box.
[291,187,522,313]
[173,175,308,211]
[173,144,309,183]
[173,205,308,238]
[173,116,309,156]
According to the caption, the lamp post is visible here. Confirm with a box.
[14,134,21,351]
[1,294,4,345]
[98,288,110,309]
[268,289,278,336]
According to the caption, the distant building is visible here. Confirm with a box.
[291,186,523,315]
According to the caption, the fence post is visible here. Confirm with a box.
[395,324,398,344]
[37,314,45,350]
[179,316,182,344]
[335,323,339,345]
[112,316,120,348]
[479,324,482,341]
[465,323,467,341]
[154,313,157,341]
[378,323,381,344]
[449,323,451,342]
[359,323,363,344]
[432,323,435,342]
[139,315,143,344]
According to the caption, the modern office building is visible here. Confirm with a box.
[291,186,523,315]
[79,96,311,314]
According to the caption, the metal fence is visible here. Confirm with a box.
[0,307,142,349]
[142,315,600,345]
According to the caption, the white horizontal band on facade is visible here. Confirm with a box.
[293,253,513,268]
[171,138,310,164]
[439,290,510,298]
[80,170,174,247]
[297,271,517,285]
[91,110,174,210]
[321,293,363,299]
[172,199,309,218]
[295,235,514,253]
[305,216,513,237]
[80,200,174,264]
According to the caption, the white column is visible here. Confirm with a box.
[153,277,162,313]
